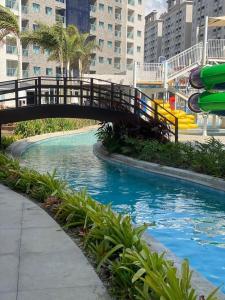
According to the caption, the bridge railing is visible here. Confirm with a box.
[0,76,178,141]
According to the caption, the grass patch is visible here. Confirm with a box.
[0,151,220,300]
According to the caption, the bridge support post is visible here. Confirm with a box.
[80,80,83,106]
[90,78,94,106]
[63,77,67,105]
[111,83,114,109]
[38,77,42,105]
[34,79,38,105]
[0,124,1,146]
[134,88,138,115]
[175,118,178,143]
[15,80,18,108]
[56,79,59,104]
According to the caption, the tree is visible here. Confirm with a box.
[0,4,21,78]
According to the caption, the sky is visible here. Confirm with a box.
[145,0,166,14]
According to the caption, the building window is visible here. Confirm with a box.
[99,3,104,11]
[138,14,142,21]
[33,66,41,76]
[6,60,17,77]
[45,7,52,15]
[108,24,113,31]
[137,46,141,53]
[33,44,40,54]
[46,68,53,76]
[137,30,142,37]
[108,6,113,14]
[107,58,112,65]
[45,49,51,56]
[32,3,40,12]
[99,57,104,63]
[107,41,112,48]
[99,39,104,47]
[33,23,39,31]
[99,21,104,29]
[138,0,142,4]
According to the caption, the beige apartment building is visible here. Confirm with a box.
[192,0,225,45]
[89,0,145,74]
[144,11,163,63]
[0,0,66,82]
[161,0,193,59]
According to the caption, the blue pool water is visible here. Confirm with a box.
[22,131,225,292]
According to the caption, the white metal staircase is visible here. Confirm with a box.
[136,39,225,84]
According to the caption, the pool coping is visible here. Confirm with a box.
[7,132,225,299]
[94,142,225,299]
[93,142,225,193]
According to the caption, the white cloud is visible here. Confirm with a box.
[145,0,167,14]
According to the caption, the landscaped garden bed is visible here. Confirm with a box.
[0,142,220,299]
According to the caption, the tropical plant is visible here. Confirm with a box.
[21,23,99,76]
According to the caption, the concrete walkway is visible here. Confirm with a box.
[0,184,110,300]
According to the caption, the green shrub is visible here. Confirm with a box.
[0,135,20,150]
[14,118,97,138]
[0,152,220,299]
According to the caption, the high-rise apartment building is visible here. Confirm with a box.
[161,0,193,59]
[89,0,145,74]
[144,11,163,63]
[192,0,225,45]
[0,0,66,81]
[66,0,90,33]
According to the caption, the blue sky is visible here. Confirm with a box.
[145,0,166,14]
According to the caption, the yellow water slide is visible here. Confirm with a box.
[154,100,198,130]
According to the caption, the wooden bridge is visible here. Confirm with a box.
[0,77,178,142]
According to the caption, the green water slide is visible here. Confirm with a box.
[188,63,225,115]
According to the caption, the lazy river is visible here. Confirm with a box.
[22,131,225,293]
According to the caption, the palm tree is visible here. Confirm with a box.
[0,4,21,78]
[22,22,66,75]
[0,4,19,41]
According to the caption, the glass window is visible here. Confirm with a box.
[33,23,39,31]
[107,58,112,65]
[99,21,104,29]
[33,44,40,54]
[99,3,104,11]
[45,7,52,15]
[108,24,113,31]
[108,6,113,14]
[138,0,142,4]
[137,30,142,37]
[137,46,141,52]
[107,41,112,48]
[32,3,40,12]
[99,39,104,47]
[138,14,142,21]
[99,57,104,63]
[33,66,41,76]
[46,68,53,76]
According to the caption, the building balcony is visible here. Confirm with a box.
[127,32,134,39]
[115,13,121,21]
[6,45,17,55]
[22,48,28,57]
[90,24,96,32]
[7,68,17,77]
[56,15,65,24]
[22,5,28,14]
[22,70,29,78]
[114,63,121,69]
[114,47,121,54]
[5,0,18,10]
[128,15,134,22]
[115,30,121,38]
[127,48,134,55]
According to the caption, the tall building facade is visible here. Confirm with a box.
[89,0,145,74]
[144,11,163,63]
[192,0,225,45]
[66,0,90,33]
[0,0,66,81]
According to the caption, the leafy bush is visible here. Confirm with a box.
[0,151,220,299]
[97,126,225,180]
[14,118,97,138]
[0,135,20,150]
